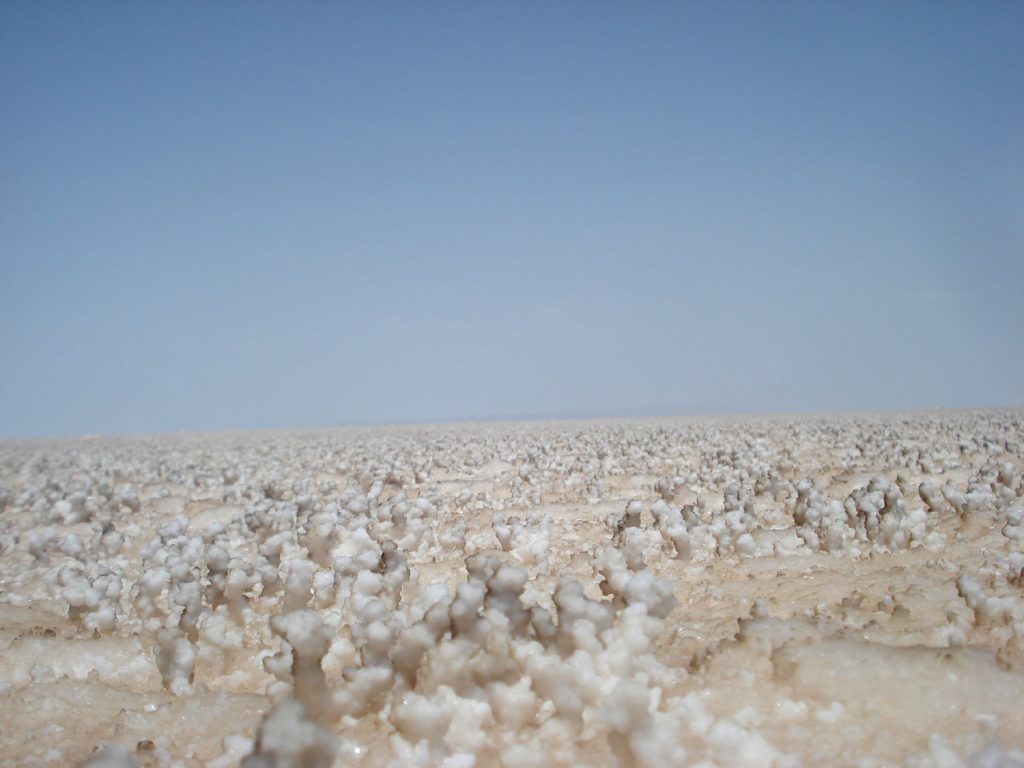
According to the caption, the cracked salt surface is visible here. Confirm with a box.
[1,411,1022,766]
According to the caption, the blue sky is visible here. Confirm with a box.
[1,2,1022,437]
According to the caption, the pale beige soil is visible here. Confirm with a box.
[0,411,1022,767]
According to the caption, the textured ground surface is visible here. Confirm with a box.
[1,411,1022,767]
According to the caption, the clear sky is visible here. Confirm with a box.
[1,2,1022,437]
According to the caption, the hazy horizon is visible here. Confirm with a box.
[3,3,1022,438]
[5,404,1024,444]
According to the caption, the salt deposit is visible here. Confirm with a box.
[0,410,1022,766]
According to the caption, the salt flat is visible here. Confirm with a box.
[0,411,1022,767]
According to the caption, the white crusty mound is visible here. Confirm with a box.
[1,410,1023,767]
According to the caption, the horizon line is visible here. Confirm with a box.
[2,402,1022,444]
